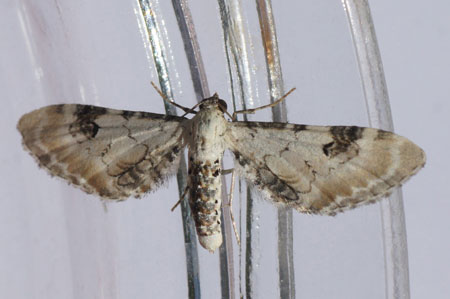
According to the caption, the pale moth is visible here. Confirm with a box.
[17,90,425,252]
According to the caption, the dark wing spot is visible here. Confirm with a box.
[376,130,393,140]
[82,121,100,138]
[322,142,334,156]
[74,105,107,118]
[70,105,108,139]
[233,151,250,167]
[293,124,307,132]
[325,126,363,157]
[55,105,64,113]
[331,126,363,143]
[241,121,289,130]
[38,153,51,165]
[121,110,136,120]
[165,151,175,163]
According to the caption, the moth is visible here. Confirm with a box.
[17,93,425,252]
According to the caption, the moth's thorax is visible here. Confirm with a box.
[188,102,228,159]
[186,99,228,252]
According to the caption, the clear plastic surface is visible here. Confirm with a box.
[3,0,433,298]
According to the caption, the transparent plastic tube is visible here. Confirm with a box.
[342,0,411,298]
[138,1,201,298]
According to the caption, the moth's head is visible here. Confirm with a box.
[199,93,228,113]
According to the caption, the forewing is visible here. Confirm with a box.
[225,122,425,215]
[18,104,186,200]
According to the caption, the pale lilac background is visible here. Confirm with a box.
[1,0,448,298]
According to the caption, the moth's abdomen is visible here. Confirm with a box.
[188,158,223,252]
[185,102,228,252]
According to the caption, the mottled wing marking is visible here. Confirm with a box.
[225,122,425,215]
[17,97,426,252]
[18,104,186,199]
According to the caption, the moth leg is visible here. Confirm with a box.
[102,202,109,213]
[232,87,296,120]
[222,169,234,175]
[171,186,189,212]
[223,169,241,246]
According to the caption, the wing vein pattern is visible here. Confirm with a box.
[225,121,425,215]
[18,104,187,199]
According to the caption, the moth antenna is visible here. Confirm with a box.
[150,81,195,114]
[232,87,296,120]
[223,109,234,120]
[180,101,202,118]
